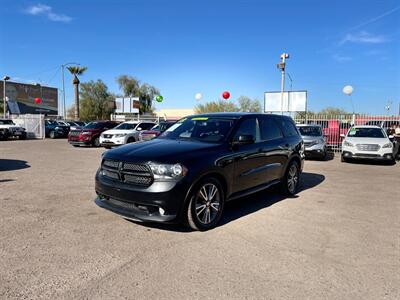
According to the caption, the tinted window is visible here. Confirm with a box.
[260,117,283,140]
[297,126,322,137]
[160,117,234,143]
[348,127,386,138]
[115,123,137,130]
[278,118,299,137]
[234,118,257,140]
[84,122,106,129]
[139,123,155,130]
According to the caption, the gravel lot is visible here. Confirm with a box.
[1,139,399,299]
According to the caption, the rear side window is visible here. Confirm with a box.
[278,118,299,137]
[234,118,257,140]
[140,123,155,130]
[259,117,283,141]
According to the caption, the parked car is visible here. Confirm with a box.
[45,120,70,139]
[68,121,118,147]
[99,121,156,148]
[341,125,395,163]
[95,113,304,231]
[0,119,27,140]
[139,121,176,141]
[297,124,327,159]
[65,121,86,131]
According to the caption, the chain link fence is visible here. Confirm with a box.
[293,114,400,152]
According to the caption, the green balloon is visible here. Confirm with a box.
[155,95,163,103]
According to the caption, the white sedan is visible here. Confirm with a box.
[99,121,155,148]
[341,125,395,163]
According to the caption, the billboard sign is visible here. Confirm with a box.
[115,97,139,113]
[264,90,307,113]
[0,81,58,115]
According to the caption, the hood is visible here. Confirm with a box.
[301,135,323,142]
[102,129,134,135]
[345,137,389,145]
[105,138,221,163]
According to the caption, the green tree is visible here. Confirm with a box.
[116,75,160,114]
[67,65,88,120]
[79,80,114,121]
[237,96,262,112]
[319,107,349,115]
[194,100,238,114]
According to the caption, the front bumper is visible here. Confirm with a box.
[68,140,91,146]
[342,150,394,160]
[95,170,189,223]
[304,143,326,158]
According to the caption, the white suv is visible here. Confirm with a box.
[341,125,394,163]
[99,121,155,148]
[0,119,27,140]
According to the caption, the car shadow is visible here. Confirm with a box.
[345,159,396,166]
[0,159,30,172]
[220,172,325,226]
[130,172,325,232]
[0,179,15,183]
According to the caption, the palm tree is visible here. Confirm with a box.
[67,66,87,120]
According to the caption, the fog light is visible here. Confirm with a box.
[159,207,165,215]
[344,152,349,156]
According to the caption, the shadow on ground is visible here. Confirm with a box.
[344,158,396,166]
[130,172,325,232]
[0,159,30,172]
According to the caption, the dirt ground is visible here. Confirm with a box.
[1,139,399,299]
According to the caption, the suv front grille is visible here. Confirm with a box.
[103,134,113,139]
[356,144,380,151]
[101,159,153,187]
[69,131,80,136]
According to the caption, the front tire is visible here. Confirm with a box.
[93,137,100,147]
[186,178,225,231]
[281,160,300,196]
[49,131,56,139]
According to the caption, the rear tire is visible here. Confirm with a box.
[49,131,56,139]
[280,160,300,196]
[93,137,100,147]
[186,178,225,231]
[341,155,347,163]
[127,137,135,143]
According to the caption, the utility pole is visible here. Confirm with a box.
[277,53,289,115]
[3,75,10,118]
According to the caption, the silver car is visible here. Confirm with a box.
[297,124,327,159]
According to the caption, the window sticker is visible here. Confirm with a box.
[191,117,209,121]
[348,128,358,136]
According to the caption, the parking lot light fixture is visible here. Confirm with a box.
[3,75,10,118]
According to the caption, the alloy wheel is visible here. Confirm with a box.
[287,164,298,194]
[194,183,221,225]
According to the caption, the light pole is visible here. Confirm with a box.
[61,62,80,119]
[277,53,289,115]
[3,75,10,118]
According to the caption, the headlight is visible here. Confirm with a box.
[343,140,353,147]
[148,162,187,180]
[382,142,392,148]
[318,139,324,144]
[114,133,127,138]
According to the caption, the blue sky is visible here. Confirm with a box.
[0,0,399,114]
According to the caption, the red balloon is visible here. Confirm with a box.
[34,97,42,104]
[222,91,230,100]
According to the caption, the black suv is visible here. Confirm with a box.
[95,113,304,230]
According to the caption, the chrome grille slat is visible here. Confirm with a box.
[356,144,380,151]
[101,159,153,187]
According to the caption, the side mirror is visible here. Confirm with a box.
[340,134,346,138]
[389,135,394,139]
[233,134,255,146]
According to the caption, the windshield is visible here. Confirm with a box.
[84,122,105,129]
[0,120,15,125]
[115,123,137,130]
[297,126,322,136]
[347,127,386,138]
[74,121,86,126]
[159,117,234,143]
